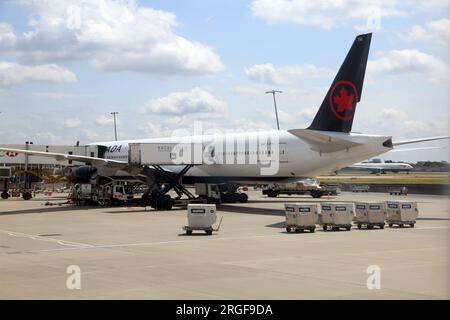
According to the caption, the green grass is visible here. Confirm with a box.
[318,172,450,185]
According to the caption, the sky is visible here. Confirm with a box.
[0,0,449,162]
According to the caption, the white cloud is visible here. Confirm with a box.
[250,0,404,29]
[63,117,81,128]
[417,0,450,11]
[245,63,333,85]
[297,107,318,126]
[405,19,450,47]
[140,123,179,138]
[378,108,407,121]
[95,115,115,126]
[0,23,16,50]
[261,108,296,126]
[368,49,450,82]
[34,92,75,99]
[0,61,77,86]
[230,118,273,131]
[1,0,223,75]
[140,87,227,116]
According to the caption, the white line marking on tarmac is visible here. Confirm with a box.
[2,225,448,254]
[0,229,94,248]
[22,234,284,253]
[386,226,450,231]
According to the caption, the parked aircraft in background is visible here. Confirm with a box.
[348,161,414,174]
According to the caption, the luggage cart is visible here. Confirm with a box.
[354,202,387,230]
[284,203,319,233]
[319,202,354,231]
[386,201,418,228]
[183,204,222,235]
[182,225,214,235]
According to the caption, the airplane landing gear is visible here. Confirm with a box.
[141,165,195,211]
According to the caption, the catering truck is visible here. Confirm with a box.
[70,179,140,206]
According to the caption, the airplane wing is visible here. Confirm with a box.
[0,147,128,168]
[393,136,450,146]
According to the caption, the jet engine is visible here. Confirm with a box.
[71,165,98,183]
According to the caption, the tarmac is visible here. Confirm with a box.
[0,190,449,299]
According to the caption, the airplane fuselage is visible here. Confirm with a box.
[91,130,393,184]
[349,162,413,173]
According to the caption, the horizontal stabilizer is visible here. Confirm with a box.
[393,136,450,146]
[388,146,443,152]
[288,129,361,153]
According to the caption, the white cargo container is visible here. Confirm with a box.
[386,201,418,228]
[284,203,319,233]
[319,202,354,231]
[354,202,387,229]
[184,204,217,235]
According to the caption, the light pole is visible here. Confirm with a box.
[265,90,282,130]
[110,112,119,141]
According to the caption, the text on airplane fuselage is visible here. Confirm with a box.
[106,145,123,153]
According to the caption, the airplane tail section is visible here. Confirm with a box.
[308,33,372,133]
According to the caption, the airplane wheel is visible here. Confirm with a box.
[267,190,278,198]
[22,192,32,200]
[158,195,174,210]
[311,191,323,198]
[239,193,248,203]
[140,193,154,207]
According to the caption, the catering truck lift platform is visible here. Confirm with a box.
[129,142,243,210]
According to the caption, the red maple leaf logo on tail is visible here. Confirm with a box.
[333,87,354,112]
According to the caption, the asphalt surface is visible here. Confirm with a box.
[0,191,448,299]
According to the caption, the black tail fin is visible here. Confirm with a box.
[308,33,372,133]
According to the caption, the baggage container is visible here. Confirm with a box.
[319,202,354,231]
[354,202,387,229]
[284,203,319,233]
[386,201,418,228]
[184,204,217,235]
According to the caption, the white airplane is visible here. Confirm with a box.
[1,33,449,209]
[348,161,414,174]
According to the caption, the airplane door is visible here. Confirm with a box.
[279,143,288,162]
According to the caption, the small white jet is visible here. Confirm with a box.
[1,33,448,209]
[348,161,414,174]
